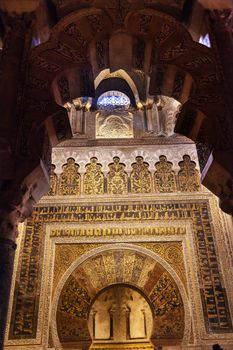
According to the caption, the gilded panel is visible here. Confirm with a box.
[83,157,104,195]
[107,157,128,194]
[102,252,116,284]
[154,155,176,192]
[9,200,233,341]
[56,249,185,342]
[137,243,186,289]
[130,156,152,193]
[58,158,81,195]
[178,155,200,192]
[53,243,104,295]
[47,165,58,196]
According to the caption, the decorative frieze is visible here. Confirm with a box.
[48,154,200,196]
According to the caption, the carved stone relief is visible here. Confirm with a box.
[107,157,128,194]
[47,165,58,196]
[154,155,176,193]
[130,156,152,193]
[96,112,134,139]
[83,157,104,195]
[178,155,200,192]
[48,152,201,196]
[58,158,81,195]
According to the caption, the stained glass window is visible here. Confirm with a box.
[199,34,211,48]
[97,91,130,111]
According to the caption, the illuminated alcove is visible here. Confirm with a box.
[88,285,153,348]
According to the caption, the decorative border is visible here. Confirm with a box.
[50,242,191,349]
[5,193,233,349]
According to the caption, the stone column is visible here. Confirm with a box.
[198,10,233,215]
[0,212,18,349]
[0,179,35,348]
[0,7,50,348]
[0,13,33,145]
[0,169,49,347]
[209,9,233,101]
[0,239,16,349]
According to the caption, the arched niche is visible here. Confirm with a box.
[89,284,154,349]
[51,244,190,350]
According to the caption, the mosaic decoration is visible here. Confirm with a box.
[9,222,44,339]
[9,200,233,341]
[53,243,104,298]
[59,276,91,318]
[150,272,184,339]
[50,227,186,238]
[47,165,58,196]
[58,158,81,195]
[107,157,128,194]
[56,249,184,342]
[178,155,200,192]
[130,156,152,193]
[154,156,176,192]
[150,272,181,315]
[137,243,186,290]
[83,157,104,195]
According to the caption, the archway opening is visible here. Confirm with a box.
[55,247,187,350]
[88,284,154,350]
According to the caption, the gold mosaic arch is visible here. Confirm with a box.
[8,198,233,347]
[52,245,190,349]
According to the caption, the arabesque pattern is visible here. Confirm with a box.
[57,249,184,342]
[48,155,200,195]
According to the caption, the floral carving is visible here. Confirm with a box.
[178,155,200,192]
[130,156,152,193]
[154,156,176,192]
[107,157,128,194]
[48,165,58,196]
[59,158,81,195]
[83,157,104,195]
